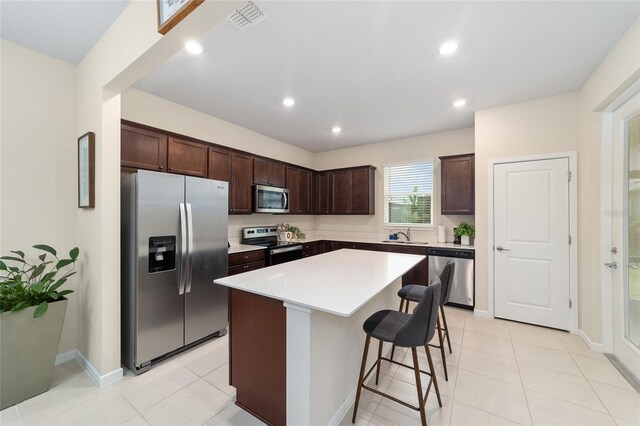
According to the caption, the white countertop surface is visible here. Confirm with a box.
[215,249,424,317]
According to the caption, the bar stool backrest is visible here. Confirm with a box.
[394,277,441,347]
[440,260,456,305]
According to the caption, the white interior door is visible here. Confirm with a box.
[610,91,640,379]
[494,158,571,330]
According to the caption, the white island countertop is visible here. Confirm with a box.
[215,249,424,317]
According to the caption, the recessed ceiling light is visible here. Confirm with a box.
[282,97,295,107]
[185,40,203,55]
[331,126,342,134]
[453,99,467,108]
[439,40,458,56]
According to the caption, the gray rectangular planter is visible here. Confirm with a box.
[0,299,68,410]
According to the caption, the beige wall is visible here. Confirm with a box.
[313,128,475,242]
[122,88,315,170]
[474,92,579,314]
[577,17,640,343]
[474,16,640,344]
[0,40,78,353]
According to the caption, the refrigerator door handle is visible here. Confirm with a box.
[179,203,187,295]
[185,203,194,293]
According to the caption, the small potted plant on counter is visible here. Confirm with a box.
[0,244,79,409]
[287,225,306,241]
[454,222,475,246]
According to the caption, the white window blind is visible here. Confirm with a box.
[384,161,433,226]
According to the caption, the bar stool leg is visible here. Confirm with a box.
[411,347,427,426]
[375,340,383,385]
[440,305,452,354]
[436,316,448,381]
[352,335,371,423]
[424,345,442,407]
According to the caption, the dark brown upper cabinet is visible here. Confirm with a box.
[315,171,331,214]
[208,147,232,182]
[440,153,475,215]
[121,124,168,172]
[230,153,253,214]
[285,166,312,214]
[253,157,286,187]
[329,166,375,215]
[167,137,208,177]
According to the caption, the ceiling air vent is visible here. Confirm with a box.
[226,2,268,31]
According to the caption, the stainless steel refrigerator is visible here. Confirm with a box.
[121,170,228,374]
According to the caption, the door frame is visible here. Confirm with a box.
[601,79,640,354]
[487,151,578,334]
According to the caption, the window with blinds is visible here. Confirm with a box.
[384,161,433,226]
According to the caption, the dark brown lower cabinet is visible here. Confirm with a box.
[228,250,265,275]
[229,289,286,426]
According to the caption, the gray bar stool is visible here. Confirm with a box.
[352,278,442,426]
[392,260,455,381]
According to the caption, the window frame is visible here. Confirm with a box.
[382,159,435,229]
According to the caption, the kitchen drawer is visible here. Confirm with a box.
[301,242,314,251]
[302,250,314,258]
[229,250,265,267]
[228,260,265,276]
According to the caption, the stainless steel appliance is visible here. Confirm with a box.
[121,170,228,374]
[253,185,289,214]
[428,248,475,309]
[242,226,302,265]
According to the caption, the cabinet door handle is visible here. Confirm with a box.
[159,165,163,170]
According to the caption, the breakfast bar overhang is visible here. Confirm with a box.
[215,249,425,425]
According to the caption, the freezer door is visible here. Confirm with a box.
[184,177,229,344]
[136,171,186,365]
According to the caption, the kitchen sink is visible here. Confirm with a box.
[381,240,429,245]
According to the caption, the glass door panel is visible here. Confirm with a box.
[626,112,640,348]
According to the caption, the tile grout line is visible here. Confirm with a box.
[447,316,466,426]
[562,340,619,421]
[507,320,534,425]
[456,315,533,426]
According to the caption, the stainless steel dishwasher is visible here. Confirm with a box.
[428,248,475,309]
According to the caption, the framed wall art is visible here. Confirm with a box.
[157,0,204,35]
[78,132,95,209]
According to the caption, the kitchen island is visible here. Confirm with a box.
[214,249,425,426]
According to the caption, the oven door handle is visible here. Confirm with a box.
[270,245,302,255]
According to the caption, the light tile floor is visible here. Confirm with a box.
[1,307,638,426]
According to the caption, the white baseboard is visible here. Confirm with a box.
[329,386,357,426]
[54,349,123,387]
[578,329,605,353]
[55,350,77,365]
[473,309,492,318]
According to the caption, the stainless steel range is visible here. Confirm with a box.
[242,226,302,265]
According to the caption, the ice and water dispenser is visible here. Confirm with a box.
[148,236,176,273]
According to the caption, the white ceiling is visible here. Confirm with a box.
[134,1,640,152]
[2,1,637,151]
[0,0,130,64]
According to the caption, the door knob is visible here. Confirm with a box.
[496,246,511,251]
[605,262,618,269]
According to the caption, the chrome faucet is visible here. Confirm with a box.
[396,227,411,242]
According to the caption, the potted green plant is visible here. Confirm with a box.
[287,225,306,241]
[0,244,79,409]
[454,222,475,246]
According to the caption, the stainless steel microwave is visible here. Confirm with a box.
[253,185,289,213]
